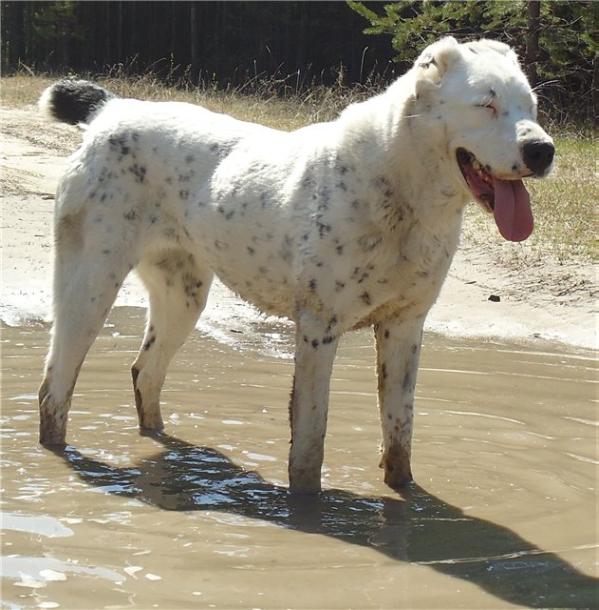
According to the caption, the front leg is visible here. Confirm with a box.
[374,317,424,489]
[289,312,340,494]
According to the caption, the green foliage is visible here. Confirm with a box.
[32,1,83,43]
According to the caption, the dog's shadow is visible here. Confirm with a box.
[54,433,596,608]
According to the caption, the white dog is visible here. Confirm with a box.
[38,37,553,493]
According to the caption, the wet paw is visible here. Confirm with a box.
[288,465,322,495]
[39,396,68,447]
[382,444,413,489]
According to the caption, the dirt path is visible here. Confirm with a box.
[1,105,596,349]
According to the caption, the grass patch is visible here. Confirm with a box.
[1,73,595,260]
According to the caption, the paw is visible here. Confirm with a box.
[39,397,68,447]
[288,465,322,495]
[138,418,165,435]
[384,465,413,489]
[381,444,413,489]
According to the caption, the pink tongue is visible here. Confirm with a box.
[493,179,534,241]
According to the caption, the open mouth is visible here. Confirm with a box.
[456,147,534,242]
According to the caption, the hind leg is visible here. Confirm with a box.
[39,213,135,446]
[131,251,213,432]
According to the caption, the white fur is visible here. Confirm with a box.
[38,38,552,493]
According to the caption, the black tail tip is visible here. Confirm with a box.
[39,79,114,125]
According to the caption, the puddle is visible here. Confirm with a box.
[1,308,597,608]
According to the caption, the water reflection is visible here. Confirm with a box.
[51,433,597,609]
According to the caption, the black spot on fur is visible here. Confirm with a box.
[109,133,130,157]
[144,336,156,351]
[317,222,331,238]
[128,164,146,183]
[311,339,319,349]
[384,329,390,339]
[360,291,371,306]
[309,279,317,291]
[123,210,137,221]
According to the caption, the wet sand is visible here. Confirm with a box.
[1,307,597,609]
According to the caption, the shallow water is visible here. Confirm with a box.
[1,307,597,609]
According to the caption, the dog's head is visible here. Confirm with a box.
[413,37,553,241]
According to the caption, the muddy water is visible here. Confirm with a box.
[1,307,597,609]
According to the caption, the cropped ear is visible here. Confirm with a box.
[414,37,462,96]
[464,39,520,66]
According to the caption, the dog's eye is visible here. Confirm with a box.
[477,102,498,117]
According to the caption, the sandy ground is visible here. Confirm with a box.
[1,105,596,350]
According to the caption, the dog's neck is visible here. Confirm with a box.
[339,73,468,236]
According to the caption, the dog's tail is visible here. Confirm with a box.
[39,79,115,126]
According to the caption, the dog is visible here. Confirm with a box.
[38,37,554,493]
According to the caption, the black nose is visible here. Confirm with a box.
[521,140,554,175]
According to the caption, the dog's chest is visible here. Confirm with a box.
[340,219,461,328]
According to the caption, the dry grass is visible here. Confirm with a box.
[1,73,595,260]
[0,72,368,131]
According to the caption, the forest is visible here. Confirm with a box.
[1,1,597,124]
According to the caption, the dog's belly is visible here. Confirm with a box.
[196,233,297,318]
[215,263,297,318]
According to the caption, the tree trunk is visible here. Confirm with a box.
[117,1,123,62]
[526,0,541,87]
[592,52,599,124]
[190,2,198,77]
